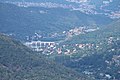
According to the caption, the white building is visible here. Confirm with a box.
[24,41,56,51]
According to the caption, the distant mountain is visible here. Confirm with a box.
[1,0,120,19]
[0,2,113,41]
[0,33,89,80]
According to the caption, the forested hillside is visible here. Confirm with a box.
[0,33,90,80]
[53,19,120,80]
[0,2,112,40]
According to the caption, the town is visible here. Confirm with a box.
[24,36,119,57]
[24,27,100,55]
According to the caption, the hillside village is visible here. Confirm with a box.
[24,27,100,55]
[24,24,120,59]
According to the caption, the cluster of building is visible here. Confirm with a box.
[25,41,56,53]
[66,0,88,3]
[109,11,120,19]
[56,43,96,55]
[5,1,73,9]
[67,27,85,37]
[24,27,100,55]
[24,35,120,56]
[108,37,120,44]
[24,40,96,55]
[103,0,113,4]
[65,27,99,39]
